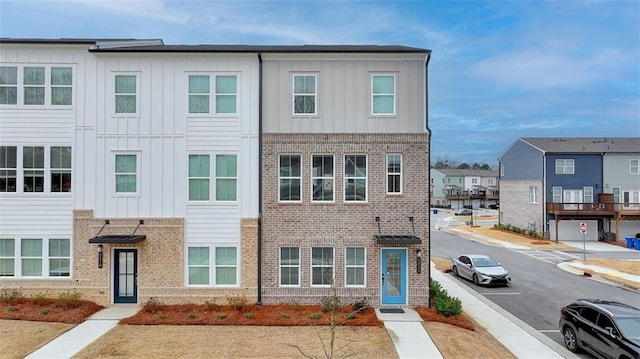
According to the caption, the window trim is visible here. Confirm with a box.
[583,186,594,203]
[187,73,239,116]
[555,159,575,175]
[552,186,562,203]
[311,154,334,203]
[387,154,402,195]
[344,154,367,202]
[0,65,74,107]
[278,154,302,203]
[345,247,366,287]
[50,146,72,193]
[529,186,538,204]
[630,159,639,175]
[310,247,334,287]
[215,154,238,202]
[188,154,211,202]
[48,238,70,277]
[22,146,45,193]
[371,73,396,116]
[292,73,317,116]
[20,238,43,278]
[279,246,301,287]
[114,152,139,196]
[214,75,238,116]
[0,238,15,277]
[113,72,139,115]
[186,245,239,287]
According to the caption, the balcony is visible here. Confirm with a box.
[546,202,640,217]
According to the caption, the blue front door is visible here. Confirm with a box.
[114,249,137,304]
[381,248,407,305]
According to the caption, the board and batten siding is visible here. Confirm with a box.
[77,54,259,244]
[261,54,426,134]
[0,45,92,239]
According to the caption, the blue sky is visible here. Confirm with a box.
[1,0,638,166]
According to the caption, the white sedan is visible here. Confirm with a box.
[451,254,512,286]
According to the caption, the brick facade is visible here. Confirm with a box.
[499,180,544,233]
[261,133,430,306]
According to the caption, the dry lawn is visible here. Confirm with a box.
[462,225,573,250]
[425,320,517,359]
[584,258,640,276]
[0,320,72,359]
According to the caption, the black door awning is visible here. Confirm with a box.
[89,235,146,244]
[375,235,421,245]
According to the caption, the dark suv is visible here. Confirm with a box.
[559,299,640,359]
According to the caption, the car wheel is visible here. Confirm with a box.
[472,274,479,285]
[563,327,579,353]
[452,266,458,277]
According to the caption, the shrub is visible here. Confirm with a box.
[31,292,51,306]
[352,297,369,313]
[155,312,165,320]
[435,295,462,317]
[0,288,24,305]
[309,313,322,320]
[279,313,290,319]
[57,290,82,308]
[226,295,248,311]
[216,313,226,320]
[188,312,197,319]
[5,306,17,312]
[320,294,342,313]
[429,278,445,297]
[40,308,50,315]
[244,312,254,319]
[143,297,163,313]
[346,312,357,320]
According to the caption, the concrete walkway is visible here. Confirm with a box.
[26,306,139,359]
[376,308,443,359]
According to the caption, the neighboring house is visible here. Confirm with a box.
[430,169,446,207]
[260,46,432,307]
[499,138,640,242]
[0,39,431,308]
[435,169,499,210]
[0,39,260,306]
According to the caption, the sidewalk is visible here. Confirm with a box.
[25,306,139,359]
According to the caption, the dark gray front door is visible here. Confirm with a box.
[114,249,137,304]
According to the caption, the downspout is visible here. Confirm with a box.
[424,51,432,307]
[257,52,263,304]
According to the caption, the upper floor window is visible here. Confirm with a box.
[115,75,137,114]
[115,154,137,193]
[312,155,334,202]
[472,178,478,184]
[583,187,593,203]
[552,186,562,203]
[529,186,538,203]
[0,146,17,192]
[0,67,17,104]
[630,159,639,174]
[216,154,237,201]
[50,147,71,192]
[500,163,504,177]
[387,154,402,194]
[0,66,72,106]
[292,74,316,115]
[23,146,44,192]
[188,154,210,201]
[344,155,367,202]
[612,187,621,203]
[188,75,238,115]
[23,67,45,105]
[372,74,395,115]
[555,159,574,174]
[279,154,301,202]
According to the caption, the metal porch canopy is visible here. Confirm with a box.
[88,235,146,244]
[375,235,421,245]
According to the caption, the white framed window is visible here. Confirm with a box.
[21,238,42,277]
[51,67,73,105]
[23,146,44,193]
[50,146,71,192]
[187,246,238,286]
[48,239,70,277]
[187,247,209,285]
[0,66,18,105]
[500,163,504,177]
[529,186,538,203]
[630,159,639,175]
[387,154,402,194]
[623,190,640,209]
[292,74,316,115]
[555,159,574,174]
[612,187,621,203]
[344,154,367,202]
[280,247,300,286]
[371,74,395,115]
[188,74,238,115]
[0,146,17,192]
[0,238,15,277]
[215,154,237,201]
[552,186,562,203]
[23,67,45,105]
[583,187,594,203]
[279,154,301,202]
[114,74,137,114]
[311,155,334,202]
[189,154,210,201]
[311,247,334,286]
[115,154,137,193]
[345,247,365,287]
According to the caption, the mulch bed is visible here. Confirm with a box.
[0,298,104,324]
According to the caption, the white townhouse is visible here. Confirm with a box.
[0,39,260,305]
